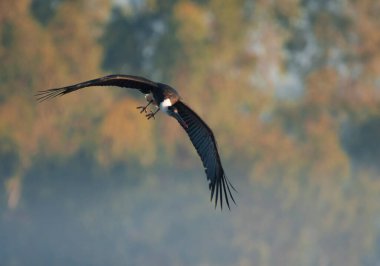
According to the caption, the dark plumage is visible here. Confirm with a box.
[36,74,236,209]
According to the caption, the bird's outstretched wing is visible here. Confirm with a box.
[36,75,158,102]
[173,101,236,210]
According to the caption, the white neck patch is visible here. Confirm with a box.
[160,98,172,114]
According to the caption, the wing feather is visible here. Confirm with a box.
[173,101,236,210]
[36,74,158,102]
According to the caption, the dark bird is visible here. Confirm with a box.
[36,74,236,209]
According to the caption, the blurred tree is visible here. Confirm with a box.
[0,134,19,182]
[30,0,63,24]
[0,0,112,177]
[101,1,181,81]
[97,98,157,166]
[1,0,380,265]
[341,117,380,170]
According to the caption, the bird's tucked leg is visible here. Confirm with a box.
[146,108,160,120]
[136,100,153,113]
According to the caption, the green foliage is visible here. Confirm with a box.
[341,117,380,169]
[101,3,182,80]
[30,0,63,25]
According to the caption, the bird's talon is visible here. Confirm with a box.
[136,106,148,113]
[146,112,156,120]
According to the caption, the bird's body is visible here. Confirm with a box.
[36,74,236,209]
[153,83,180,115]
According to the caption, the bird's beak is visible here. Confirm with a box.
[173,110,188,128]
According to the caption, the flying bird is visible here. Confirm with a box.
[36,75,236,209]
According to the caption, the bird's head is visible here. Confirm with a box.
[167,106,188,128]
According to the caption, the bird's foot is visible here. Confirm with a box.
[146,112,155,120]
[136,105,148,113]
[136,100,153,114]
[146,110,159,120]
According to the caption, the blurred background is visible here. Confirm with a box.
[1,0,380,265]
